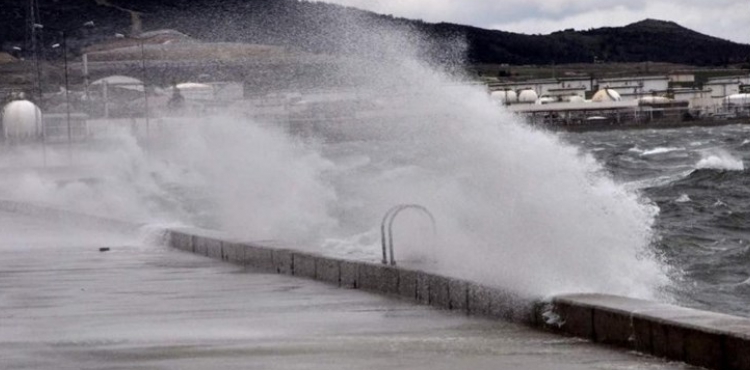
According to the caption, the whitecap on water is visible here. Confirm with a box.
[696,150,744,171]
[642,147,684,156]
[628,146,643,154]
[675,194,691,203]
[623,169,694,191]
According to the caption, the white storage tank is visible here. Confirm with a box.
[490,89,517,104]
[592,88,622,102]
[638,96,672,104]
[1,99,42,140]
[175,82,215,101]
[517,89,538,104]
[724,93,750,106]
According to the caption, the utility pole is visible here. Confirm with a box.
[26,0,46,165]
[140,40,150,139]
[116,33,151,141]
[46,21,95,163]
[26,0,43,107]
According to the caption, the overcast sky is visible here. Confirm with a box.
[321,0,750,44]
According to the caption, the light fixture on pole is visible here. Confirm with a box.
[44,21,95,161]
[50,39,71,155]
[115,32,150,140]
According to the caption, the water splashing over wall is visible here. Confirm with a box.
[0,11,670,302]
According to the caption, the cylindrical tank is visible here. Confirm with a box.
[724,93,750,106]
[638,96,671,104]
[175,82,214,101]
[490,90,517,104]
[591,88,622,102]
[517,89,539,104]
[1,99,42,140]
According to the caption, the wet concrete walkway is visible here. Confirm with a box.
[0,212,695,370]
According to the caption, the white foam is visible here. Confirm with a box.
[696,150,744,171]
[624,169,693,191]
[628,146,643,154]
[642,147,683,156]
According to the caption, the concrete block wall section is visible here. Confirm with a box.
[168,230,194,252]
[467,283,494,317]
[220,242,246,264]
[243,245,275,271]
[315,258,341,285]
[398,269,419,300]
[166,228,750,370]
[339,260,359,288]
[427,274,451,309]
[292,253,317,279]
[357,263,400,295]
[540,294,750,370]
[448,279,469,311]
[272,249,293,275]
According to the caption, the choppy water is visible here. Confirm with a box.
[564,124,750,316]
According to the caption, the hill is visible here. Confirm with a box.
[1,0,749,67]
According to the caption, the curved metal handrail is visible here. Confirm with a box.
[380,205,403,265]
[380,204,437,266]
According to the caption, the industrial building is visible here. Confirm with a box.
[491,72,750,128]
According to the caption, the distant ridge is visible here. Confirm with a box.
[1,0,748,66]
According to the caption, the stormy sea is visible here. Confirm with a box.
[564,124,750,316]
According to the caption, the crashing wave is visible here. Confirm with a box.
[696,150,744,171]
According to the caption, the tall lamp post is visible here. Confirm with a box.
[44,21,95,159]
[50,39,71,151]
[115,33,150,139]
[11,43,47,166]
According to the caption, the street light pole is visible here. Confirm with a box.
[61,31,72,152]
[53,31,72,161]
[116,33,150,140]
[45,21,94,163]
[11,44,47,166]
[32,23,48,166]
[140,40,150,140]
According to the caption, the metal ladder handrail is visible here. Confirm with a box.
[380,204,436,266]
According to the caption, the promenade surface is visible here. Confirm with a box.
[0,211,695,370]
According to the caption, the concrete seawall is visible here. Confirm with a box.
[3,196,746,370]
[167,227,536,321]
[168,226,750,370]
[542,294,750,370]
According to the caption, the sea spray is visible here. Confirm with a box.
[156,115,338,246]
[314,80,668,299]
[0,130,180,222]
[0,13,671,303]
[0,120,337,249]
[696,149,744,171]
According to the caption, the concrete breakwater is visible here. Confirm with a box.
[168,226,750,370]
[1,198,746,370]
